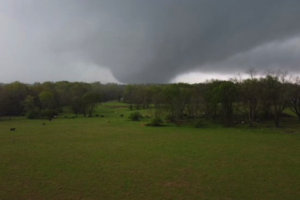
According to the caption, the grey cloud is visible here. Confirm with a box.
[198,37,300,74]
[1,0,300,83]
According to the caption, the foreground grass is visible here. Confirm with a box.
[0,105,300,200]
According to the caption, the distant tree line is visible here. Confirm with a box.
[123,71,300,127]
[0,81,125,119]
[1,71,300,128]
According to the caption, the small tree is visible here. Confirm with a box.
[128,112,143,121]
[148,117,163,126]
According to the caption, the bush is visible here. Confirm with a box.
[194,119,204,128]
[128,112,143,121]
[165,114,175,122]
[26,110,41,119]
[40,109,57,119]
[148,117,163,126]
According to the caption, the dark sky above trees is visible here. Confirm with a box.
[1,0,300,83]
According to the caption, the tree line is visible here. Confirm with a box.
[1,71,300,127]
[0,81,124,119]
[123,71,300,127]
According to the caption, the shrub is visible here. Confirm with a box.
[148,117,163,126]
[40,109,57,119]
[128,112,143,121]
[194,119,204,128]
[165,114,175,122]
[26,110,40,119]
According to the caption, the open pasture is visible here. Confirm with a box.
[1,102,300,200]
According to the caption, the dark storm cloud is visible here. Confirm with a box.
[1,0,300,83]
[195,37,300,74]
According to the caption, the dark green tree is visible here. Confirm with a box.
[163,83,191,126]
[289,80,300,121]
[259,73,290,127]
[81,92,102,117]
[241,79,260,127]
[208,81,238,127]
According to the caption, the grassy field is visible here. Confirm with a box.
[1,102,300,200]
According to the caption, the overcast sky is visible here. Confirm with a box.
[1,0,300,84]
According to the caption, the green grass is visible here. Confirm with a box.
[1,103,300,200]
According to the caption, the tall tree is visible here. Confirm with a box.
[215,81,238,127]
[260,72,290,127]
[71,96,84,115]
[241,78,260,127]
[163,83,191,126]
[186,84,206,119]
[2,82,28,116]
[54,81,72,107]
[81,92,102,117]
[39,91,55,110]
[289,77,300,121]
